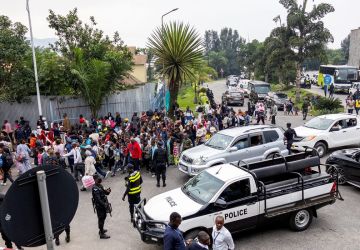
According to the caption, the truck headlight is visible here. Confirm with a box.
[153,223,166,230]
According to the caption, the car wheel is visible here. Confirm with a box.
[266,152,281,160]
[326,165,347,185]
[314,142,327,158]
[289,209,313,231]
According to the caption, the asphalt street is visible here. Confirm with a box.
[3,80,360,250]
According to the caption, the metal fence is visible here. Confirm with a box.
[0,83,156,127]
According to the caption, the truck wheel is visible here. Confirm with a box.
[184,229,201,241]
[289,209,313,231]
[314,142,327,158]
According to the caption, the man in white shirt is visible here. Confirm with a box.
[212,216,235,250]
[62,142,84,181]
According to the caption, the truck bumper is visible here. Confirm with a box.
[133,199,166,244]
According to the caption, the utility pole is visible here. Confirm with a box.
[26,0,42,117]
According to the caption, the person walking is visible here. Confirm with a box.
[92,174,111,239]
[122,163,142,222]
[164,212,187,250]
[329,83,335,98]
[16,139,32,174]
[256,102,265,125]
[127,138,142,171]
[153,141,168,187]
[269,102,277,125]
[0,146,14,186]
[284,123,297,155]
[54,225,70,246]
[346,95,355,114]
[187,231,211,250]
[324,84,328,97]
[63,113,71,132]
[302,97,311,120]
[212,216,235,250]
[63,142,84,181]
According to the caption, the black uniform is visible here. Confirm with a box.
[153,147,168,186]
[122,171,143,220]
[284,128,297,154]
[92,183,111,235]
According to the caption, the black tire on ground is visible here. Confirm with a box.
[289,209,313,231]
[184,229,201,241]
[314,142,327,158]
[326,164,347,185]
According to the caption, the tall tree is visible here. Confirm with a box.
[148,22,203,117]
[47,9,133,115]
[341,34,350,62]
[278,0,334,101]
[0,15,34,102]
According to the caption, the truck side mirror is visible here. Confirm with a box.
[214,198,227,208]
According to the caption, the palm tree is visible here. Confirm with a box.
[148,22,203,117]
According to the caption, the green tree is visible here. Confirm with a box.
[341,34,350,62]
[148,22,203,117]
[70,48,111,117]
[0,15,34,102]
[278,0,334,101]
[208,51,228,77]
[47,9,133,115]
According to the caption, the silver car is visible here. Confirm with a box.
[178,125,288,176]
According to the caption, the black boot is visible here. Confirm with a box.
[156,182,160,187]
[163,181,166,187]
[65,234,70,243]
[55,238,60,246]
[100,233,110,239]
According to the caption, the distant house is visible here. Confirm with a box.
[348,28,360,68]
[123,46,147,85]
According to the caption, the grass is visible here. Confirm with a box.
[271,83,344,115]
[177,85,196,111]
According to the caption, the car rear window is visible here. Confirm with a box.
[263,130,279,143]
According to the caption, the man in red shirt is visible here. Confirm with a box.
[127,138,142,171]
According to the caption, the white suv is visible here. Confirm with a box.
[293,113,360,157]
[178,125,288,176]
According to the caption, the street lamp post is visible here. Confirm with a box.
[26,0,42,117]
[161,8,178,116]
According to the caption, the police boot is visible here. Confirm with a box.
[100,233,110,239]
[65,234,70,243]
[55,238,60,246]
[156,181,160,187]
[163,181,166,187]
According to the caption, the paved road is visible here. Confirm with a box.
[4,80,360,250]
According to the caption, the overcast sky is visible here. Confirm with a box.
[3,0,360,48]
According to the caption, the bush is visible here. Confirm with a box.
[314,97,343,111]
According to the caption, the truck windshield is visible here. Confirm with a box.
[182,171,224,204]
[254,86,270,94]
[304,117,334,130]
[205,133,233,150]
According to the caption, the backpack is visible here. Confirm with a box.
[5,153,14,167]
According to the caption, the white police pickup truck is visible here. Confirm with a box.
[134,152,343,244]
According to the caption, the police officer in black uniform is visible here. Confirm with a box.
[284,122,297,155]
[92,174,111,239]
[153,141,168,187]
[122,163,142,222]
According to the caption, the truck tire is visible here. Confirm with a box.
[314,142,327,158]
[184,229,201,241]
[289,209,313,231]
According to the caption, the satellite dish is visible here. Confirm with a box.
[0,165,79,247]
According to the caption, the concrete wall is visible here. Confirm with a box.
[132,65,147,83]
[348,28,360,68]
[0,83,155,127]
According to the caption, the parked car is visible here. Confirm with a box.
[222,90,244,106]
[178,125,288,176]
[265,92,288,110]
[237,79,250,97]
[248,80,271,104]
[135,153,341,244]
[293,114,360,158]
[326,148,360,187]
